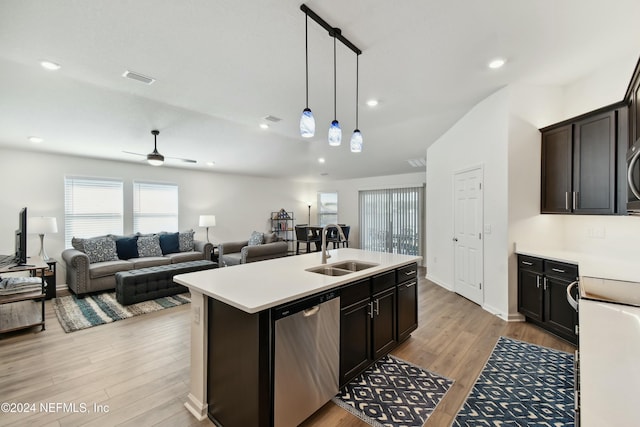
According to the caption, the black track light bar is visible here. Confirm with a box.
[300,4,362,55]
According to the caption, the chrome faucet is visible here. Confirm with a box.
[321,224,346,264]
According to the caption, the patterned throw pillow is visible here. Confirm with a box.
[179,230,195,252]
[248,231,264,246]
[137,235,163,257]
[83,237,118,263]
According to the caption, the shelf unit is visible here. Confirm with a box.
[271,210,294,254]
[0,258,48,334]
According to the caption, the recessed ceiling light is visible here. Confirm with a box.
[259,123,269,129]
[366,99,379,107]
[40,61,61,71]
[28,136,44,143]
[318,158,325,164]
[488,58,506,69]
[206,161,215,167]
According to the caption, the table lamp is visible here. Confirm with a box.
[199,215,216,243]
[30,216,58,261]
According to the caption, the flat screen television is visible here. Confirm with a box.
[14,207,27,266]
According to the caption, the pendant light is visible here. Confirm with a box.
[328,33,342,146]
[299,12,315,138]
[350,54,363,152]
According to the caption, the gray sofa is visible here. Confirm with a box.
[61,232,213,297]
[218,232,288,266]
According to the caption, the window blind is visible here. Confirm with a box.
[64,176,124,248]
[133,181,179,234]
[359,186,423,255]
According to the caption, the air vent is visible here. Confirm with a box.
[407,158,426,168]
[122,70,156,85]
[263,115,282,123]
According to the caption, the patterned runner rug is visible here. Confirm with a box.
[333,355,453,427]
[453,336,575,426]
[53,292,190,333]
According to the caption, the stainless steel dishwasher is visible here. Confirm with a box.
[273,290,340,427]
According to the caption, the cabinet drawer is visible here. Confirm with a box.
[340,278,370,308]
[518,255,543,272]
[372,270,396,294]
[397,263,418,283]
[544,260,578,280]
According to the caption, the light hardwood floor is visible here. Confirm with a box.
[0,269,574,427]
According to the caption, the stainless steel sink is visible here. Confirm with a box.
[306,266,353,276]
[329,261,379,272]
[306,260,379,276]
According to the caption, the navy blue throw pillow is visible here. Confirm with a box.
[115,236,139,260]
[159,232,180,255]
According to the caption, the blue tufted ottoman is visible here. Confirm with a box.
[115,260,216,305]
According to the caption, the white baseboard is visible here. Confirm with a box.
[184,393,208,421]
[425,273,454,291]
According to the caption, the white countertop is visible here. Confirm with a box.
[174,248,421,313]
[515,247,640,283]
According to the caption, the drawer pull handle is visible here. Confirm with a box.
[405,281,417,288]
[405,270,416,275]
[521,261,533,266]
[552,268,566,273]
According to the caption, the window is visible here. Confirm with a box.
[317,192,338,226]
[133,181,179,234]
[64,176,124,248]
[359,186,424,255]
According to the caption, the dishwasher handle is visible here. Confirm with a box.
[303,305,320,317]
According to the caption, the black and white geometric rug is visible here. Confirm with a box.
[453,336,575,427]
[333,355,453,427]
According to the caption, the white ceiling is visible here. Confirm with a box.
[1,0,640,181]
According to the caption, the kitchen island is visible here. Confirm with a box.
[174,248,421,426]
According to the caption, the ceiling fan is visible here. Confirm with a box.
[123,130,197,166]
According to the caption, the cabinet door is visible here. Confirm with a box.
[573,110,616,214]
[544,276,577,344]
[518,269,543,321]
[397,278,418,342]
[541,125,573,213]
[339,298,372,386]
[372,287,397,360]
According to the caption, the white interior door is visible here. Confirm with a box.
[453,167,484,305]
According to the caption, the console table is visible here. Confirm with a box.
[0,257,48,334]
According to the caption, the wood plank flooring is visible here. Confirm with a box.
[0,269,574,426]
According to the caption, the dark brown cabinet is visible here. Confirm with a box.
[541,105,626,215]
[339,270,399,387]
[626,56,640,150]
[517,255,577,344]
[397,263,418,342]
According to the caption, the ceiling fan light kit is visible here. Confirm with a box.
[299,4,363,151]
[148,130,164,166]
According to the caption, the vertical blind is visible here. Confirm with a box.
[133,181,179,234]
[64,176,124,248]
[359,186,424,255]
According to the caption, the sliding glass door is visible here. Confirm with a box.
[359,186,424,255]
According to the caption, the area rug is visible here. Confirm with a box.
[53,292,190,333]
[333,355,453,427]
[452,336,574,427]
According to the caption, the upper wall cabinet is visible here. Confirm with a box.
[541,103,628,215]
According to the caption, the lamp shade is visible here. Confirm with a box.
[328,120,342,146]
[350,129,363,152]
[199,215,216,227]
[300,108,315,138]
[29,217,58,234]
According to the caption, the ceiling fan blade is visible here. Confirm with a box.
[123,150,146,157]
[166,156,197,164]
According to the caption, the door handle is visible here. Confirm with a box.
[565,192,569,210]
[452,237,458,242]
[566,281,579,312]
[303,306,320,317]
[543,277,547,291]
[536,275,540,288]
[368,301,374,319]
[374,299,380,316]
[573,191,578,210]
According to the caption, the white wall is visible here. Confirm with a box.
[0,148,313,282]
[426,87,510,316]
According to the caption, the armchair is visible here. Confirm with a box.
[218,232,289,266]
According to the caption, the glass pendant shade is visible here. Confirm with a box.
[328,120,342,146]
[300,108,315,138]
[147,151,164,166]
[350,129,363,152]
